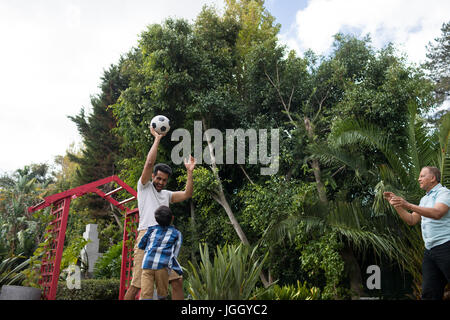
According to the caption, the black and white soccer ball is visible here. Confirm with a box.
[150,115,171,135]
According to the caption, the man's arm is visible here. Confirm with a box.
[392,205,422,226]
[141,128,164,186]
[385,192,448,221]
[397,200,448,220]
[384,192,421,225]
[171,155,196,203]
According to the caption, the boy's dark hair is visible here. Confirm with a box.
[153,163,172,177]
[155,205,173,227]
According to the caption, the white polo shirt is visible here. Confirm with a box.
[137,178,173,231]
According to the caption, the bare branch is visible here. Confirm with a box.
[239,164,255,185]
[264,67,297,127]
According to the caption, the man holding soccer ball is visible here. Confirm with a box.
[124,121,196,300]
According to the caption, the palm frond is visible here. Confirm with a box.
[438,111,450,186]
[0,254,29,286]
[308,143,370,180]
[406,101,421,179]
[414,118,439,169]
[325,201,418,272]
[260,214,303,246]
[330,118,411,186]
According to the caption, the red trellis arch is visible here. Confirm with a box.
[27,175,139,300]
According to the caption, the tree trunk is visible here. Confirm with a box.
[211,192,249,245]
[202,118,270,288]
[190,199,198,262]
[341,244,364,299]
[202,118,250,245]
[304,116,328,204]
[310,158,328,204]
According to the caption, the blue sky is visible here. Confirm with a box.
[266,0,308,31]
[0,0,448,174]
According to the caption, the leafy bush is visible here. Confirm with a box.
[61,236,89,277]
[296,230,348,299]
[56,279,120,300]
[186,243,267,300]
[93,241,122,279]
[253,281,321,300]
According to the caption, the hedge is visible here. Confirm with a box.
[56,278,120,300]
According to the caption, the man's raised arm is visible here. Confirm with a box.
[171,155,196,203]
[141,127,165,185]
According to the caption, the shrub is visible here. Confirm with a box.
[56,278,120,300]
[186,243,267,300]
[93,241,122,279]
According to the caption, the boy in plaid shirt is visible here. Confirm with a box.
[138,205,182,300]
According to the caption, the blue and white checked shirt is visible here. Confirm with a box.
[138,225,183,275]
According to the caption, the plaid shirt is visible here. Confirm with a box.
[138,225,183,275]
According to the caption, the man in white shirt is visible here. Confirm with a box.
[124,127,195,300]
[384,166,450,300]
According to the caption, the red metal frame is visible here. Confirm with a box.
[39,197,71,300]
[118,207,139,300]
[28,175,139,300]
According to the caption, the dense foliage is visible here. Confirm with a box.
[1,1,448,299]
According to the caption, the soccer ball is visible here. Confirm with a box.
[150,115,171,135]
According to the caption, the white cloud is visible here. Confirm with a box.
[0,0,223,174]
[284,0,449,63]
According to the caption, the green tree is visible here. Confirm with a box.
[424,21,450,106]
[0,164,53,256]
[253,33,436,298]
[52,143,81,192]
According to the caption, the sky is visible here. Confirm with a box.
[0,0,449,175]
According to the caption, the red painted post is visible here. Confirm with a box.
[48,196,71,300]
[119,210,131,300]
[39,196,71,300]
[118,208,139,300]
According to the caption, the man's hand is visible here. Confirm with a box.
[171,155,196,204]
[384,192,410,209]
[150,126,166,140]
[184,155,196,172]
[384,192,421,225]
[383,191,395,201]
[389,195,409,209]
